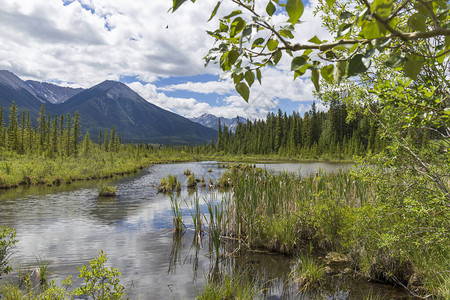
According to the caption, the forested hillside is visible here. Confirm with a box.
[217,101,383,158]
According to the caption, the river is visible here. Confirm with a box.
[0,161,411,299]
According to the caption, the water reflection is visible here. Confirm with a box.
[0,161,411,299]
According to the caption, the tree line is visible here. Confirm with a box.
[0,102,121,157]
[216,100,384,158]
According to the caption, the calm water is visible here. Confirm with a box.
[0,161,411,299]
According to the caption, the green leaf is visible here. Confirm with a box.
[339,11,353,20]
[291,56,307,71]
[404,56,424,79]
[208,1,221,22]
[252,37,265,49]
[242,26,252,38]
[267,39,279,51]
[286,0,304,25]
[334,61,347,84]
[408,13,427,32]
[266,1,276,16]
[311,69,320,91]
[321,65,334,83]
[308,35,322,44]
[235,82,250,102]
[228,50,240,65]
[224,10,242,20]
[256,69,262,84]
[230,17,246,37]
[273,50,282,64]
[244,70,255,87]
[385,55,405,68]
[348,54,370,77]
[362,21,381,39]
[172,0,187,12]
[337,23,352,38]
[325,0,336,6]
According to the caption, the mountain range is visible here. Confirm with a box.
[0,70,217,145]
[189,114,247,133]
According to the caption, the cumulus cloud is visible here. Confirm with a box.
[0,0,330,118]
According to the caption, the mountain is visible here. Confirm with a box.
[26,80,84,104]
[0,70,217,145]
[0,70,42,117]
[54,80,217,144]
[190,113,247,133]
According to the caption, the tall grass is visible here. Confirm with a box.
[208,164,449,298]
[170,195,184,232]
[196,271,261,300]
[289,255,325,291]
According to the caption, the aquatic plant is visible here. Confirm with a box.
[289,255,325,291]
[196,271,261,300]
[170,195,184,232]
[0,226,17,276]
[187,174,197,188]
[98,183,117,197]
[158,174,181,194]
[184,168,192,176]
[35,256,49,286]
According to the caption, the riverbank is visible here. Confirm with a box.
[202,153,354,164]
[202,166,449,298]
[0,149,353,190]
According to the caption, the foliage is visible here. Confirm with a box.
[187,173,197,188]
[158,174,181,194]
[216,104,380,158]
[98,183,117,197]
[172,0,449,99]
[73,250,125,300]
[289,254,325,291]
[196,271,261,300]
[0,226,17,276]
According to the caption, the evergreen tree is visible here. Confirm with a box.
[7,101,19,150]
[73,112,81,156]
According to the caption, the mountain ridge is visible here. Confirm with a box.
[0,70,217,145]
[190,113,247,133]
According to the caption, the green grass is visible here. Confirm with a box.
[289,255,325,291]
[98,183,117,197]
[196,271,261,300]
[209,164,449,298]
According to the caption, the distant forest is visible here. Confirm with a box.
[216,101,383,158]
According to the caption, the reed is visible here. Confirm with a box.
[170,195,184,232]
[196,271,261,300]
[205,197,225,261]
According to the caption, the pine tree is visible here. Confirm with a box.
[0,107,4,148]
[73,112,81,156]
[38,105,47,150]
[7,101,19,150]
[82,131,91,156]
[65,113,72,156]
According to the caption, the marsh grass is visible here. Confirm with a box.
[289,255,325,291]
[98,183,117,197]
[159,174,181,194]
[196,271,261,300]
[35,256,49,286]
[170,195,184,232]
[187,174,197,188]
[0,283,23,300]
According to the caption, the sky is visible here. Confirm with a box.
[0,0,331,120]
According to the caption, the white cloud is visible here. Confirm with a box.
[0,0,330,118]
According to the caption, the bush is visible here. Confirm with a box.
[0,226,17,276]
